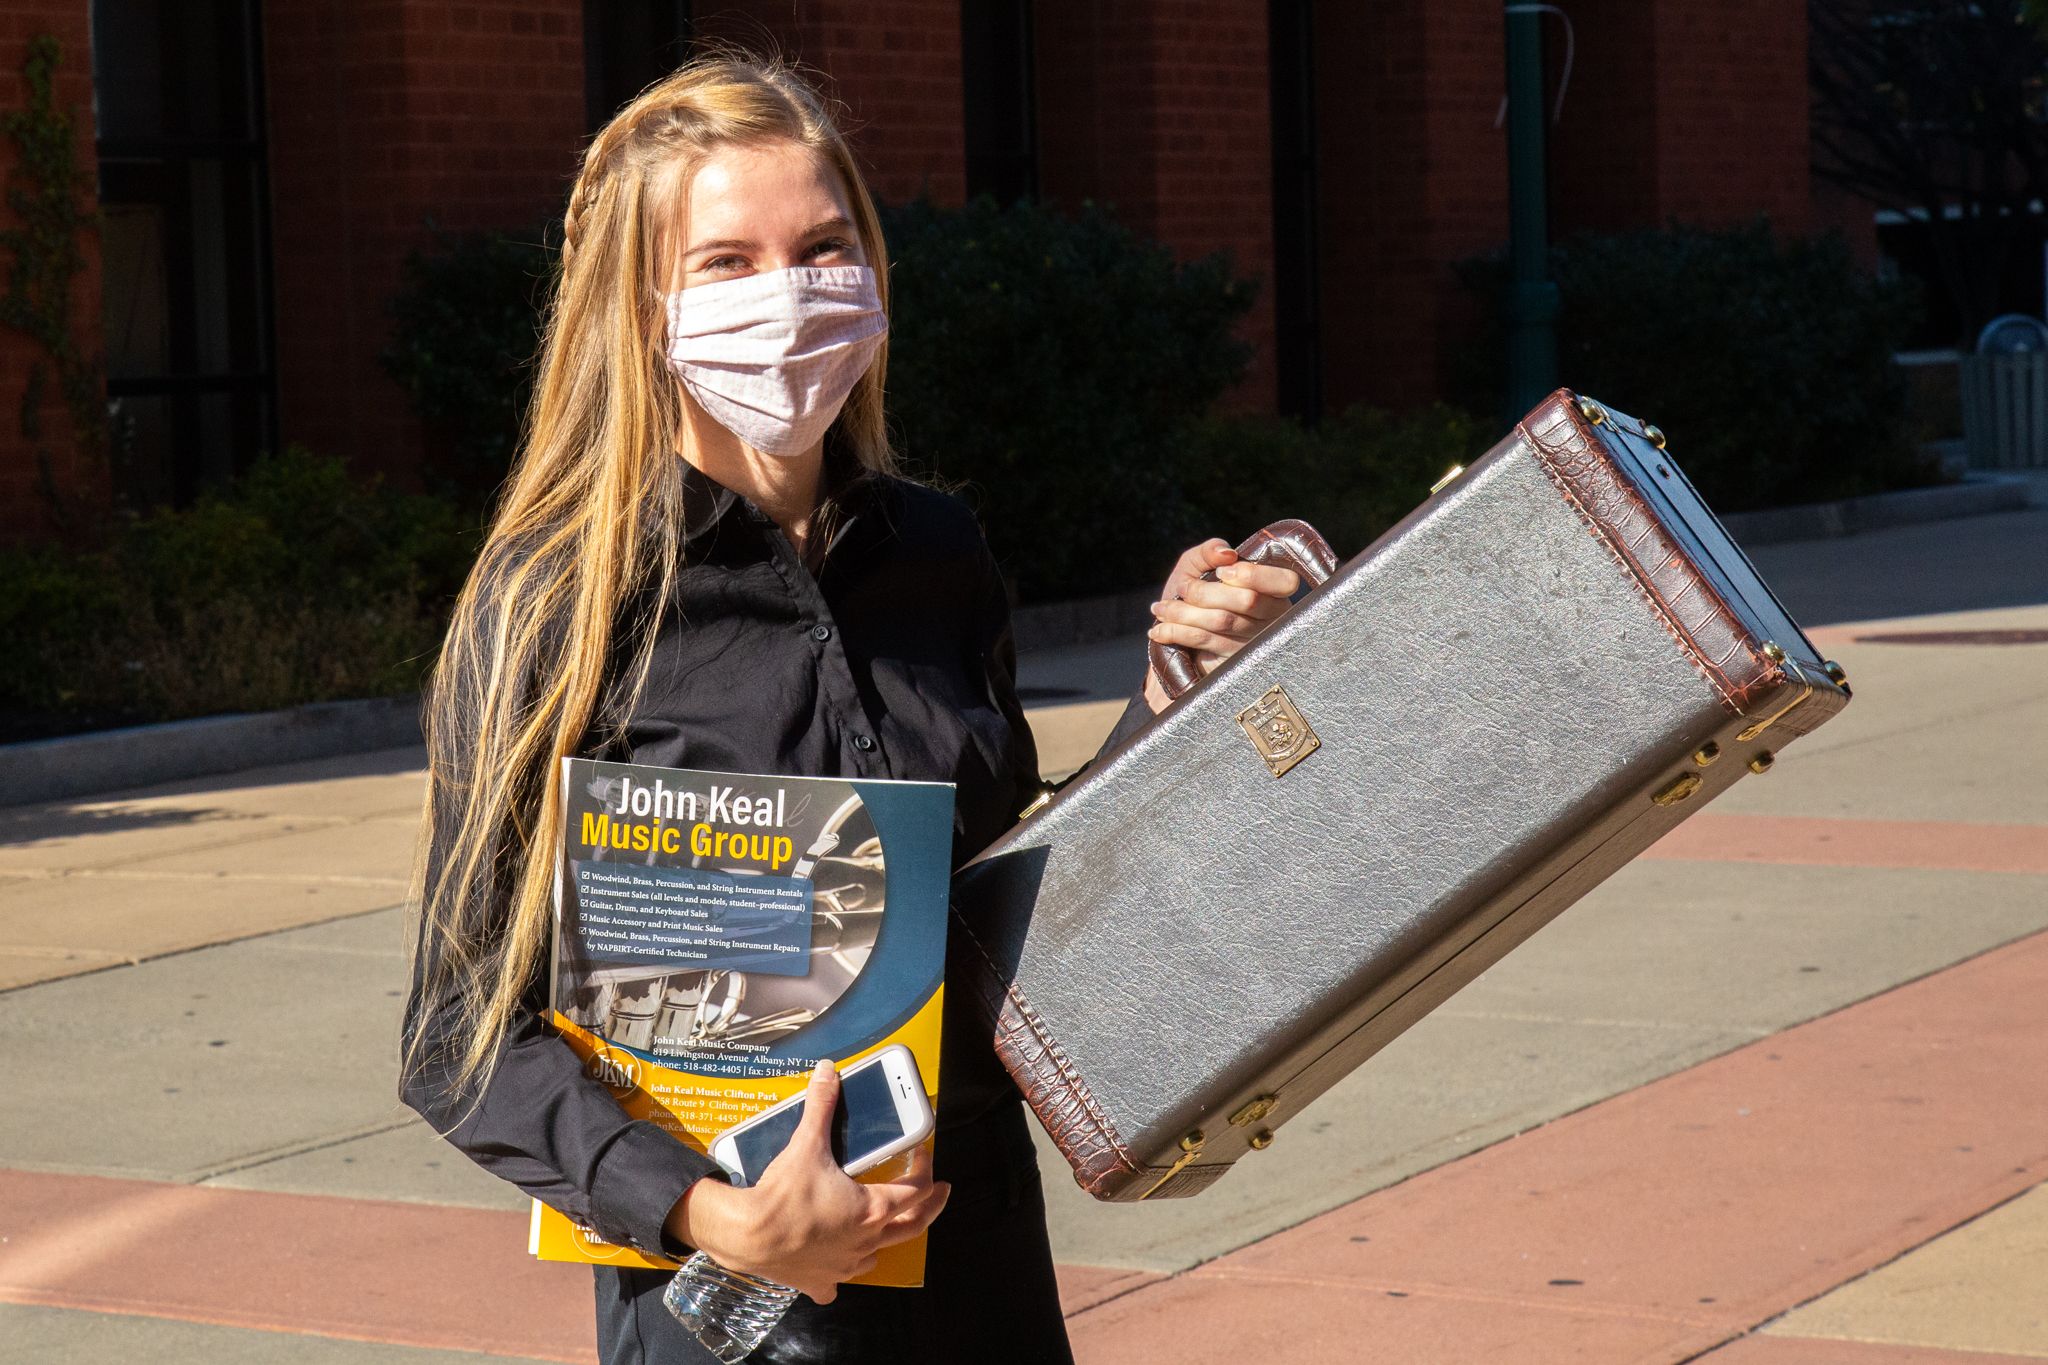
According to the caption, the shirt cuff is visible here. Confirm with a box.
[587,1118,729,1258]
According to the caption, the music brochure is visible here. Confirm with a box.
[528,756,956,1287]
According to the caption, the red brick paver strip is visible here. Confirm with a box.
[1051,1264,1166,1315]
[1696,1340,2048,1364]
[1646,813,2048,876]
[1065,928,2048,1364]
[0,1174,593,1361]
[0,1166,1151,1359]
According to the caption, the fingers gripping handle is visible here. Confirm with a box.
[1147,518,1339,701]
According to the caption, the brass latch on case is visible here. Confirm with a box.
[1229,1094,1278,1127]
[1651,771,1703,807]
[1137,1129,1206,1201]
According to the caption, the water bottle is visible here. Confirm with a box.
[662,1248,801,1361]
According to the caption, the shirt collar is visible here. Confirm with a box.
[675,433,883,560]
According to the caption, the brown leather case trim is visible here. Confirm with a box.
[949,910,1143,1196]
[1519,393,1778,714]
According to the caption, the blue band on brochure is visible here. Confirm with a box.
[569,859,813,976]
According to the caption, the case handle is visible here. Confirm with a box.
[1146,518,1339,701]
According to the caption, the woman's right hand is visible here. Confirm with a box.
[664,1059,951,1304]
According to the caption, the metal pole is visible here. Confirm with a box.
[1504,1,1559,421]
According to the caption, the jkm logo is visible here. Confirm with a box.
[572,1222,626,1260]
[585,1048,641,1094]
[1237,684,1320,778]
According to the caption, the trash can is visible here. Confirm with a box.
[1960,313,2048,469]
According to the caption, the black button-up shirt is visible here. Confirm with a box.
[400,445,1152,1262]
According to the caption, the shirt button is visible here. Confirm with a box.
[852,734,877,753]
[810,624,833,643]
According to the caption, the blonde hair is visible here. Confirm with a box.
[401,45,901,1105]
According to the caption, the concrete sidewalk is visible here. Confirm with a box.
[0,491,2043,1362]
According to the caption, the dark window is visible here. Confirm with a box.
[1269,0,1321,423]
[961,0,1037,206]
[91,0,275,509]
[585,1,696,134]
[1876,209,2048,353]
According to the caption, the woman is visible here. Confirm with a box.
[398,48,1301,1365]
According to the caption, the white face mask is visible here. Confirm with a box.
[661,263,888,458]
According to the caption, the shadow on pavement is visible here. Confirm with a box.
[1744,500,2048,627]
[0,746,426,844]
[0,802,227,844]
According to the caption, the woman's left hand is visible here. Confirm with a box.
[1141,537,1300,713]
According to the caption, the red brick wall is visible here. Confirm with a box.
[696,0,967,209]
[0,0,104,544]
[264,0,968,491]
[1552,0,1810,237]
[1547,0,1659,240]
[1314,0,1509,412]
[264,0,586,489]
[1033,0,1277,413]
[704,1,1277,409]
[1650,2,1809,234]
[1312,0,1813,419]
[7,0,1849,545]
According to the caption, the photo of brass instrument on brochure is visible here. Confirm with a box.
[556,769,887,1059]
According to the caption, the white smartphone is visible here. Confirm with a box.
[708,1044,935,1187]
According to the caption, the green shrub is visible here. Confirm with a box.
[0,446,474,741]
[1174,402,1494,565]
[1454,218,1942,512]
[873,192,1260,601]
[379,197,1262,600]
[382,224,558,507]
[378,210,1947,611]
